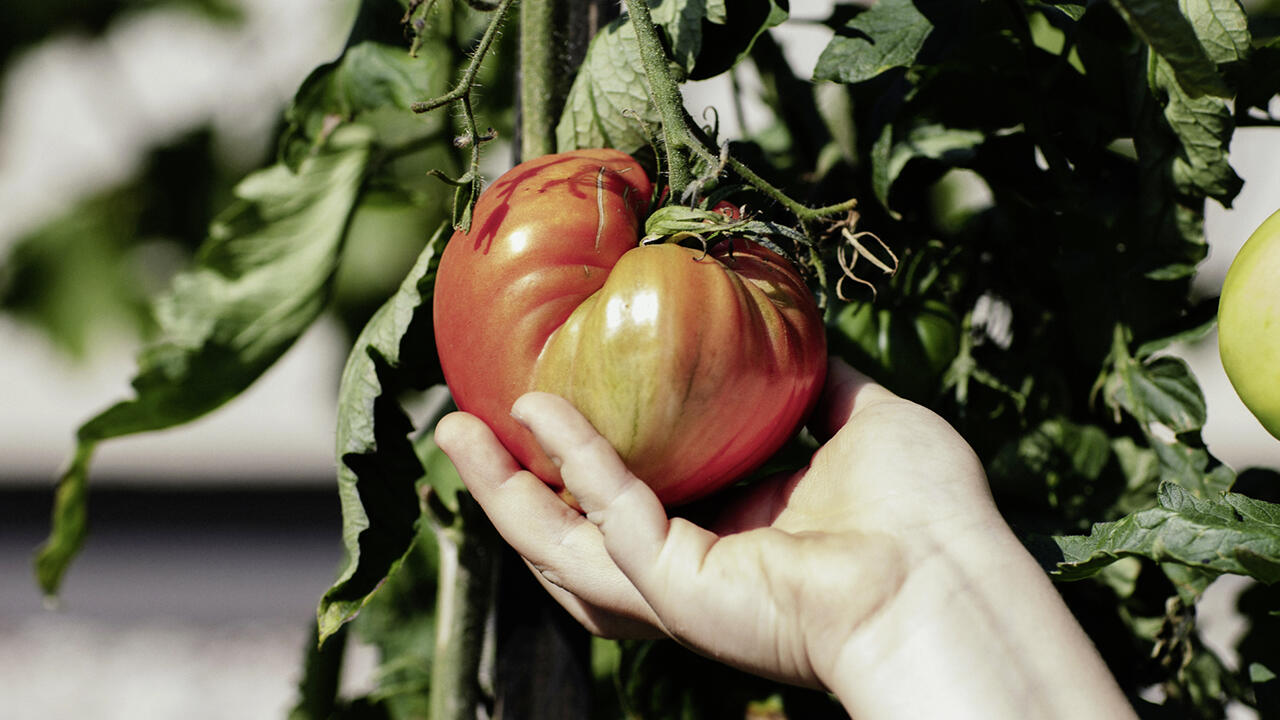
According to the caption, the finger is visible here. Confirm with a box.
[811,356,902,440]
[511,393,728,635]
[510,392,680,573]
[434,411,660,626]
[527,561,664,640]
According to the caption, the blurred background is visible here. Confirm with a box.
[1,0,1277,718]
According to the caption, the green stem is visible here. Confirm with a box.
[622,0,693,194]
[520,0,557,158]
[619,1,855,232]
[411,0,516,114]
[428,492,498,720]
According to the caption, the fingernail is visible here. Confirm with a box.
[509,408,529,428]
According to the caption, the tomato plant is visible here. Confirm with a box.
[433,149,828,505]
[1219,207,1280,440]
[18,1,1280,718]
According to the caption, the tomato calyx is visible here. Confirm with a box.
[641,202,806,264]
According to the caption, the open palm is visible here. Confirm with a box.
[434,358,1005,691]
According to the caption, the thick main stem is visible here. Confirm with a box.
[520,1,557,157]
[622,0,693,194]
[429,494,498,720]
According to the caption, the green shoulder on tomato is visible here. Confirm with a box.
[432,149,828,506]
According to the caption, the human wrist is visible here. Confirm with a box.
[824,525,1136,720]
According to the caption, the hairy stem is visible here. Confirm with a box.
[519,1,556,157]
[622,0,693,194]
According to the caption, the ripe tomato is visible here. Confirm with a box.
[1219,207,1280,440]
[433,149,828,505]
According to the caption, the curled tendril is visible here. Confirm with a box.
[834,214,898,301]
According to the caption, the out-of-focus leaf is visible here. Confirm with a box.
[679,0,789,80]
[317,225,448,642]
[814,0,933,84]
[1035,2,1087,22]
[872,124,984,211]
[1053,483,1280,583]
[281,40,451,170]
[1111,0,1232,97]
[289,622,349,720]
[0,190,152,358]
[614,639,845,719]
[34,124,374,596]
[1234,38,1280,114]
[555,18,656,154]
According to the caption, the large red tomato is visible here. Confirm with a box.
[433,149,827,506]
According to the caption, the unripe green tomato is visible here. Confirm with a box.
[1218,207,1280,440]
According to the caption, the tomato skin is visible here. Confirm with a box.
[1219,207,1280,440]
[433,150,827,505]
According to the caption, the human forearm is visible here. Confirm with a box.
[827,527,1137,720]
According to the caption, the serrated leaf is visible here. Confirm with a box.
[34,125,374,597]
[1150,54,1242,204]
[1179,0,1250,66]
[1053,483,1280,583]
[1111,0,1231,97]
[1105,354,1206,435]
[556,19,657,154]
[813,0,933,84]
[316,226,449,642]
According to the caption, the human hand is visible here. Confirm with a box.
[434,358,1136,719]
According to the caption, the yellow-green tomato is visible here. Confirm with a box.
[1218,207,1280,440]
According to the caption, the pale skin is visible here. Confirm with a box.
[434,359,1139,719]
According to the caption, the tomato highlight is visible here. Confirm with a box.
[433,149,828,505]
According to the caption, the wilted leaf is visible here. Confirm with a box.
[34,125,375,596]
[317,226,448,642]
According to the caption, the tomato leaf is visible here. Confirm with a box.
[1102,354,1207,435]
[1181,0,1251,66]
[33,125,374,597]
[872,124,984,213]
[280,41,452,171]
[555,19,657,154]
[1051,483,1280,584]
[1150,53,1243,205]
[813,0,934,85]
[316,225,448,643]
[1111,0,1233,98]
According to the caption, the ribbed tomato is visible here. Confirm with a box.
[433,149,827,505]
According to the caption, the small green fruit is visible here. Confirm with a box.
[1218,208,1280,440]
